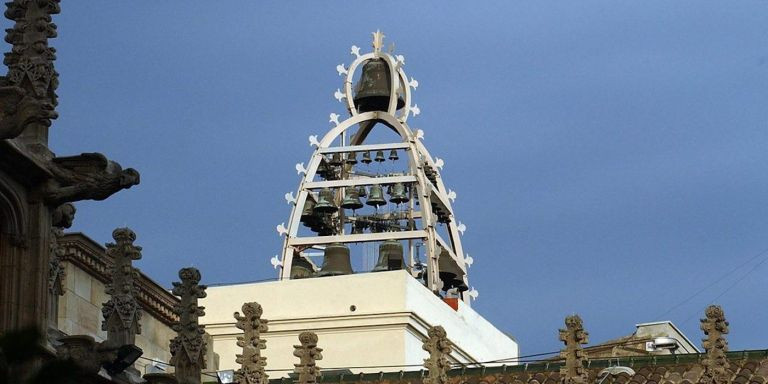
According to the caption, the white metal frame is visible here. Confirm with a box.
[278,34,470,304]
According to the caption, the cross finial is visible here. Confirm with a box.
[372,30,385,53]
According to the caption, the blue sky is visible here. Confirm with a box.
[11,1,767,357]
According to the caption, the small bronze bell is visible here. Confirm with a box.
[300,194,317,223]
[314,188,337,213]
[345,152,357,165]
[389,182,409,204]
[317,243,353,276]
[373,239,405,272]
[353,59,405,112]
[341,188,363,210]
[329,153,343,167]
[290,255,314,279]
[374,150,386,163]
[388,149,399,161]
[357,185,367,198]
[366,184,386,207]
[361,151,372,164]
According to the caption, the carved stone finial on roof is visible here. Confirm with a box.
[169,267,207,384]
[559,314,589,384]
[293,331,322,384]
[700,305,730,384]
[234,302,269,384]
[0,0,60,140]
[423,325,452,384]
[101,227,142,348]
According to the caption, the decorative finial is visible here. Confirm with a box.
[700,305,730,384]
[169,267,207,384]
[559,314,589,384]
[293,331,322,384]
[372,30,385,54]
[423,325,452,384]
[101,227,143,349]
[234,302,269,384]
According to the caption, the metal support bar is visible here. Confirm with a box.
[304,175,417,189]
[318,142,410,154]
[288,230,427,246]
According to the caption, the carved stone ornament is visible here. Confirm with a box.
[56,335,117,375]
[559,314,589,384]
[700,305,730,384]
[101,227,143,347]
[0,0,60,139]
[47,226,65,295]
[293,331,322,384]
[423,325,452,384]
[45,152,140,206]
[169,267,207,384]
[234,302,269,384]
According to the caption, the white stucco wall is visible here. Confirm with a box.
[201,270,518,377]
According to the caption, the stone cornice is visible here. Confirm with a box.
[59,232,179,327]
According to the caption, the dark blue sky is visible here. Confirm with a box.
[13,1,767,356]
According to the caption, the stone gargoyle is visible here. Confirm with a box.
[45,152,140,206]
[0,80,58,140]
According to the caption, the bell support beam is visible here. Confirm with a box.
[317,142,410,154]
[304,175,417,189]
[288,230,427,247]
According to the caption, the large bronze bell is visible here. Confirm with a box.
[361,151,372,164]
[437,247,465,291]
[345,152,357,165]
[317,243,353,276]
[366,184,386,207]
[314,188,337,213]
[290,255,314,279]
[353,59,405,112]
[388,149,399,161]
[389,182,409,204]
[373,239,405,272]
[374,150,386,163]
[341,188,363,210]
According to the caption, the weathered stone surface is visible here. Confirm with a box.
[101,227,143,349]
[45,152,140,206]
[423,325,452,384]
[293,331,322,384]
[234,302,269,384]
[169,267,207,384]
[559,314,588,384]
[701,305,730,384]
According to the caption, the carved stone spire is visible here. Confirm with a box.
[234,302,269,384]
[559,314,589,384]
[423,325,452,384]
[700,305,730,384]
[293,331,322,384]
[169,267,207,384]
[1,0,59,143]
[101,227,142,347]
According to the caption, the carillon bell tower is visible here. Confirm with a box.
[203,32,518,376]
[277,31,475,304]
